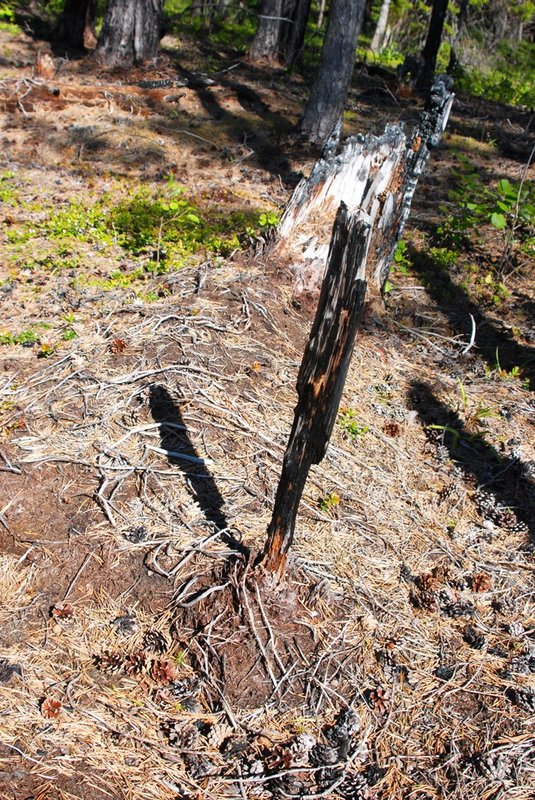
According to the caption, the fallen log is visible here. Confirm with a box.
[272,75,453,293]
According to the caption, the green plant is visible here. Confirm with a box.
[319,491,341,513]
[0,171,16,204]
[338,408,369,440]
[393,240,412,275]
[62,328,78,341]
[438,156,535,258]
[0,329,39,346]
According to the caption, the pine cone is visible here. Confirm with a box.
[310,744,339,766]
[270,774,306,798]
[242,758,265,777]
[143,629,169,653]
[509,655,535,674]
[206,721,233,750]
[506,687,535,711]
[471,573,492,593]
[112,614,138,637]
[0,659,22,684]
[150,658,176,684]
[95,651,124,673]
[124,651,148,676]
[505,621,525,637]
[365,686,390,716]
[165,720,200,749]
[463,625,486,649]
[338,771,371,800]
[289,733,316,765]
[473,751,512,780]
[183,753,218,778]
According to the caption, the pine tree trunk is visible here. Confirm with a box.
[370,0,391,54]
[249,0,283,63]
[53,0,96,50]
[280,0,312,66]
[298,0,365,145]
[96,0,163,67]
[316,0,326,30]
[417,0,449,91]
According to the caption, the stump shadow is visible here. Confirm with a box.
[409,379,535,543]
[409,245,535,390]
[148,384,246,556]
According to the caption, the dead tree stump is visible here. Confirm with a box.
[260,78,453,574]
[272,76,453,295]
[260,205,370,573]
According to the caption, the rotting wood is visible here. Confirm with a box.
[260,205,370,574]
[273,75,453,293]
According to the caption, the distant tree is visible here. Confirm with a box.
[298,0,365,145]
[370,0,391,54]
[53,0,96,50]
[416,0,449,90]
[96,0,163,67]
[249,0,283,63]
[249,0,313,66]
[280,0,313,66]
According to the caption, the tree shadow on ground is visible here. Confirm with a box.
[409,379,535,543]
[148,384,247,555]
[409,244,535,390]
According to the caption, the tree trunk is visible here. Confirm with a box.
[274,76,454,294]
[370,0,391,54]
[417,0,449,91]
[249,0,283,63]
[96,0,163,68]
[316,0,326,30]
[260,206,370,574]
[298,0,365,145]
[280,0,312,66]
[53,0,96,50]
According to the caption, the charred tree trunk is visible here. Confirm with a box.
[260,207,370,574]
[276,76,453,295]
[249,0,284,63]
[417,0,449,91]
[280,0,312,66]
[96,0,163,67]
[298,0,365,145]
[53,0,96,50]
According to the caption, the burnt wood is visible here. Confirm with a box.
[260,205,369,573]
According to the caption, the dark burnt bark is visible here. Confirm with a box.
[280,0,312,66]
[96,0,163,67]
[298,0,365,145]
[249,0,283,63]
[260,206,369,574]
[53,0,96,50]
[417,0,449,91]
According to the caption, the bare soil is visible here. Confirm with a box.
[0,21,534,800]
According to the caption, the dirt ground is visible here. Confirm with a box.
[0,20,534,800]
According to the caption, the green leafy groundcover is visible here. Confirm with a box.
[13,181,278,272]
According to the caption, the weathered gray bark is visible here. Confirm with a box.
[53,0,96,50]
[370,0,391,54]
[275,76,454,293]
[249,0,284,63]
[96,0,163,67]
[260,206,369,574]
[281,0,312,66]
[417,0,449,91]
[298,0,365,145]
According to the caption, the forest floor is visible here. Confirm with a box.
[0,18,534,800]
